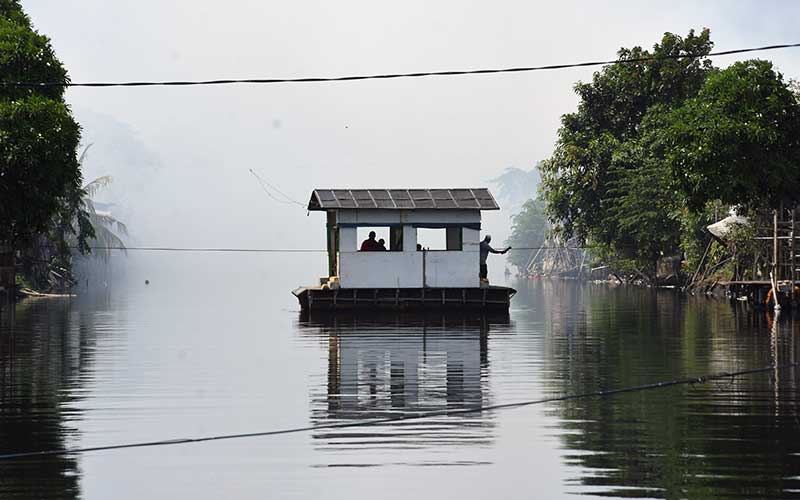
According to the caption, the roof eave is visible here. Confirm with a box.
[307,188,501,211]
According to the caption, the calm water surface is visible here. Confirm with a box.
[1,255,799,499]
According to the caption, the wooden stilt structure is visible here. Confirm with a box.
[791,208,797,306]
[773,208,781,311]
[723,205,799,309]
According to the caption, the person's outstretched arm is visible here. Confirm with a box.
[489,245,511,254]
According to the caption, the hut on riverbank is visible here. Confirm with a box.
[701,207,799,309]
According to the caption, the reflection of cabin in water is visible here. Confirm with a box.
[324,330,487,417]
[301,314,504,455]
[293,188,516,311]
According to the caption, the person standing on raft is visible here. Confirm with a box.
[479,235,510,283]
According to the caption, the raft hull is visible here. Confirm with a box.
[292,286,516,312]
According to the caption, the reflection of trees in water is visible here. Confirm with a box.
[0,294,107,499]
[533,281,800,498]
[299,313,509,457]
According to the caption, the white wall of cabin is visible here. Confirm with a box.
[339,251,424,288]
[334,209,482,288]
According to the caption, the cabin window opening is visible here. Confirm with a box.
[416,227,463,251]
[356,226,396,251]
[417,228,445,250]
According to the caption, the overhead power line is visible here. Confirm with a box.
[82,246,326,253]
[2,43,799,88]
[0,362,791,461]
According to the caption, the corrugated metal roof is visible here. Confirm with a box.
[307,188,500,211]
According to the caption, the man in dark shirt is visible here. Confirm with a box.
[360,231,381,251]
[479,235,510,282]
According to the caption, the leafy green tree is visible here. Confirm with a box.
[604,139,682,268]
[0,1,87,251]
[19,149,126,290]
[539,29,714,274]
[652,60,800,212]
[540,42,800,282]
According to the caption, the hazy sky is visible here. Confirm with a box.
[20,0,800,251]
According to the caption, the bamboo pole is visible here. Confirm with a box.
[525,247,543,275]
[791,206,796,307]
[773,209,781,311]
[687,239,713,291]
[577,250,587,280]
[422,248,427,288]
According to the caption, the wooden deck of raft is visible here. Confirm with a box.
[293,286,516,311]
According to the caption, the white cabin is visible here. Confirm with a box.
[307,188,500,289]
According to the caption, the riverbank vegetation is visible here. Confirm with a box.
[510,29,800,285]
[0,1,125,294]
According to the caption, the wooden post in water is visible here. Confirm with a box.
[773,209,781,311]
[0,242,14,293]
[791,206,797,307]
[326,212,337,278]
[577,250,586,281]
[422,248,427,288]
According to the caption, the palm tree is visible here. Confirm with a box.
[80,175,128,259]
[76,146,128,260]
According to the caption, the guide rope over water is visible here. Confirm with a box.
[0,362,794,461]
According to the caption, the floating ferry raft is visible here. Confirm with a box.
[293,188,516,312]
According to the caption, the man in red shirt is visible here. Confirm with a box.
[360,231,381,251]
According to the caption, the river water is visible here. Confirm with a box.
[1,254,799,499]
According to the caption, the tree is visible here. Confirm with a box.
[652,60,800,212]
[80,174,128,260]
[604,140,682,268]
[18,147,127,290]
[0,2,86,251]
[539,29,714,271]
[489,166,541,212]
[505,198,548,272]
